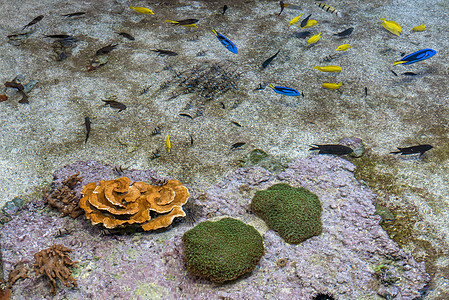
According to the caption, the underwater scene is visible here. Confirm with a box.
[0,0,448,299]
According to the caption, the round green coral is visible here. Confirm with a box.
[251,183,322,244]
[182,217,264,283]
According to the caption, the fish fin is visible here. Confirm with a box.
[393,61,405,66]
[309,145,320,151]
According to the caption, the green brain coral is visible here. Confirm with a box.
[182,217,264,283]
[251,183,322,244]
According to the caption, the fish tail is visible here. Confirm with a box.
[393,61,405,66]
[165,19,179,24]
[309,145,320,151]
[212,29,218,35]
[313,66,320,70]
[268,84,275,89]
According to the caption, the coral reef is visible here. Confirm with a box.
[44,173,84,218]
[80,177,189,231]
[0,159,430,299]
[7,261,28,288]
[34,244,77,295]
[251,183,322,244]
[182,217,264,283]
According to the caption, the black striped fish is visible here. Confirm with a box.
[315,2,341,17]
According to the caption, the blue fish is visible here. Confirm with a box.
[269,84,302,96]
[212,29,238,54]
[393,48,436,66]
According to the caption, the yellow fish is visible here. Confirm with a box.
[380,18,401,36]
[412,23,426,31]
[307,32,321,45]
[335,44,352,51]
[166,134,171,153]
[314,65,342,72]
[322,82,342,89]
[288,13,303,26]
[129,6,154,14]
[301,19,318,29]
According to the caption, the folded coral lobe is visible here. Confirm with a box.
[80,177,189,230]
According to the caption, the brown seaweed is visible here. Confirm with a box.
[44,173,84,218]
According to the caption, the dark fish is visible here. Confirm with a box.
[169,19,199,26]
[231,121,242,127]
[300,14,312,28]
[292,31,312,39]
[190,134,194,145]
[390,144,433,156]
[62,12,86,17]
[364,87,368,96]
[84,117,91,143]
[402,72,418,76]
[222,5,228,14]
[56,36,78,47]
[334,27,354,37]
[44,34,72,39]
[262,49,280,69]
[7,32,32,39]
[394,49,436,66]
[391,70,398,76]
[231,142,245,150]
[309,144,353,155]
[179,113,193,119]
[117,32,135,40]
[22,15,44,30]
[102,99,126,112]
[95,43,118,56]
[151,49,178,56]
[212,29,238,54]
[150,149,160,160]
[279,1,285,15]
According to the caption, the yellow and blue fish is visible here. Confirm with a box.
[212,29,238,54]
[269,84,302,96]
[393,49,436,66]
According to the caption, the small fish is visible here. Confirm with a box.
[222,5,228,15]
[314,65,342,72]
[151,49,178,56]
[269,84,302,96]
[402,72,418,76]
[129,6,154,15]
[288,13,303,26]
[212,29,238,54]
[390,144,433,156]
[307,32,321,45]
[84,117,91,143]
[321,53,340,63]
[61,12,86,17]
[322,82,342,90]
[231,121,242,127]
[150,149,160,160]
[179,113,193,119]
[279,1,285,15]
[334,27,354,37]
[22,15,44,30]
[293,31,312,39]
[391,70,398,76]
[262,49,280,69]
[95,43,118,56]
[190,134,194,146]
[165,19,199,28]
[300,14,312,28]
[231,142,245,150]
[117,32,135,40]
[166,134,171,153]
[412,23,426,32]
[380,18,402,36]
[310,144,353,155]
[393,49,436,66]
[335,44,352,51]
[364,87,368,96]
[301,19,318,29]
[44,34,72,39]
[315,2,341,17]
[102,99,126,112]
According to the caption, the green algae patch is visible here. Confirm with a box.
[251,183,322,244]
[132,283,169,300]
[182,217,264,283]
